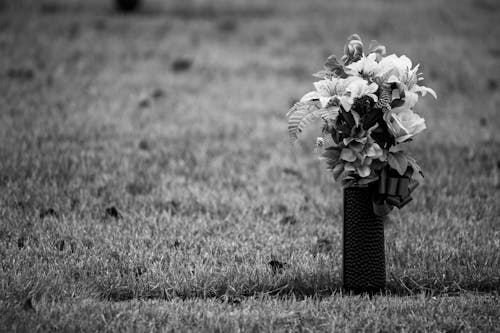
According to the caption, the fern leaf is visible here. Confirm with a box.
[317,107,339,122]
[286,101,318,118]
[287,102,321,143]
[288,111,320,143]
[374,83,392,109]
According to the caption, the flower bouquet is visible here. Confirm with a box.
[287,34,436,293]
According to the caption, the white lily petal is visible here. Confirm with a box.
[399,55,412,70]
[367,82,379,94]
[319,96,332,108]
[313,80,330,96]
[387,75,401,83]
[367,52,377,61]
[419,86,437,99]
[345,59,364,76]
[340,96,353,111]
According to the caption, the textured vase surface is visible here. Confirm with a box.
[342,186,386,294]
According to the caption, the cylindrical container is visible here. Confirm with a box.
[342,186,386,294]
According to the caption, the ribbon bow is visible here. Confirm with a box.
[372,167,419,217]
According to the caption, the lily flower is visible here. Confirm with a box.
[300,77,378,112]
[375,54,437,112]
[345,53,380,79]
[340,77,378,111]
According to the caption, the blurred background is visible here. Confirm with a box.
[0,0,499,312]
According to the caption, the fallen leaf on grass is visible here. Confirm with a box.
[105,206,122,219]
[114,0,141,13]
[268,260,287,273]
[134,266,147,278]
[487,79,498,91]
[17,235,27,249]
[7,67,34,80]
[171,58,193,72]
[138,95,152,108]
[282,167,303,179]
[70,198,79,211]
[154,200,181,215]
[138,88,166,108]
[39,208,58,219]
[151,88,165,99]
[217,18,238,32]
[55,239,65,251]
[479,117,487,127]
[104,287,134,302]
[39,2,65,14]
[55,238,77,252]
[279,215,298,225]
[23,298,35,312]
[219,294,242,305]
[138,139,151,151]
[82,238,93,249]
[17,234,38,249]
[126,181,153,196]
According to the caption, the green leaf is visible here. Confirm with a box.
[317,107,340,122]
[387,151,409,176]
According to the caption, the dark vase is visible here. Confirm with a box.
[342,186,386,294]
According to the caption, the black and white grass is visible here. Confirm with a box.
[0,0,499,331]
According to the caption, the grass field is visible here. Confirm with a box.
[1,0,499,331]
